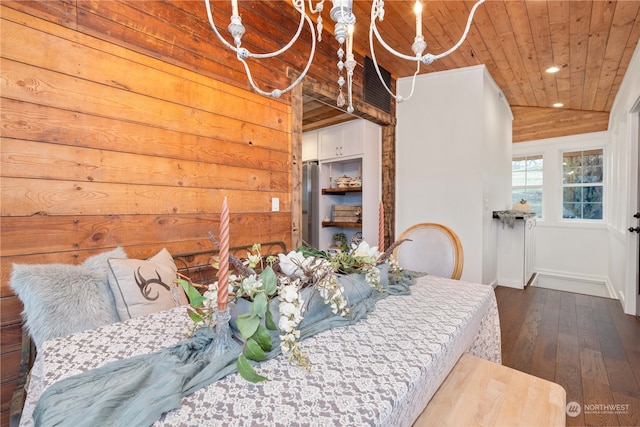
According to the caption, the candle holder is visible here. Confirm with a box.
[205,306,238,358]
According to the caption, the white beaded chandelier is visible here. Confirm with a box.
[204,0,485,113]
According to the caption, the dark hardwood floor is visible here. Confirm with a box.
[495,285,640,427]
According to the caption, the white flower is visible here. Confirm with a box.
[279,301,299,318]
[239,275,262,296]
[278,317,297,333]
[280,284,299,303]
[352,241,379,258]
[245,253,262,268]
[278,251,306,276]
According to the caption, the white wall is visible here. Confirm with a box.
[396,65,512,285]
[512,132,611,288]
[512,42,640,314]
[482,73,514,285]
[607,40,640,315]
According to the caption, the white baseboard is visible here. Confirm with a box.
[496,276,524,289]
[533,269,616,299]
[604,278,617,300]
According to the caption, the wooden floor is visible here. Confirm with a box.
[495,285,640,427]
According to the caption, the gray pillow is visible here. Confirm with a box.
[9,247,126,349]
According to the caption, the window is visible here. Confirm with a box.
[512,155,543,218]
[562,149,603,220]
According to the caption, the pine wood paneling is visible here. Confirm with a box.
[511,105,609,143]
[0,3,298,421]
[1,99,289,172]
[1,139,281,192]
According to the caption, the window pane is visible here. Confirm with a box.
[563,166,581,184]
[563,203,580,218]
[583,203,603,220]
[563,149,603,184]
[527,168,543,186]
[584,165,603,183]
[563,187,582,203]
[562,149,604,220]
[585,186,602,202]
[512,158,527,173]
[512,155,543,219]
[512,170,527,186]
[527,158,543,171]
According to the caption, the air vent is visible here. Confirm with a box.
[364,56,392,114]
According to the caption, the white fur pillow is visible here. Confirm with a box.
[9,247,126,349]
[107,248,188,320]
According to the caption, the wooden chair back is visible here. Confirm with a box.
[393,223,464,279]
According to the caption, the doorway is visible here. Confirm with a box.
[289,74,396,250]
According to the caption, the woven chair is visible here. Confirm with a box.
[393,223,464,279]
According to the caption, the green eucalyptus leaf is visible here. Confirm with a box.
[180,279,207,307]
[296,246,329,259]
[265,308,277,330]
[244,337,267,361]
[260,266,278,296]
[177,277,189,291]
[253,324,273,351]
[252,292,268,317]
[236,312,260,339]
[186,309,204,323]
[236,354,267,383]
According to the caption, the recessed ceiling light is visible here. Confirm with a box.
[553,103,564,108]
[546,66,560,73]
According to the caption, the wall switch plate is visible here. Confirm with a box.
[272,197,280,212]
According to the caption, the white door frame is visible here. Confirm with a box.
[625,98,640,315]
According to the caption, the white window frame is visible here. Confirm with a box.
[560,148,605,222]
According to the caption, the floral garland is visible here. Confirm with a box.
[178,241,402,382]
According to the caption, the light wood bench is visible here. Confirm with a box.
[414,353,566,426]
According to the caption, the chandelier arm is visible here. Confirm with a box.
[308,0,324,14]
[368,25,420,103]
[427,0,485,62]
[204,0,308,59]
[204,0,237,52]
[368,26,396,99]
[370,0,484,64]
[236,11,318,98]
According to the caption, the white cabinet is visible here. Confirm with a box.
[316,119,381,250]
[302,131,318,161]
[318,121,364,160]
[497,216,536,289]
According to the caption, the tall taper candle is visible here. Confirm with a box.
[218,196,230,310]
[414,1,422,37]
[378,200,385,252]
[231,0,239,16]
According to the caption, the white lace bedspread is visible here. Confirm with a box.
[21,275,501,427]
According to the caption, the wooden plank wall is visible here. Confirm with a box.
[0,2,392,424]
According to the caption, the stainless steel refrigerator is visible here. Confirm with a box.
[302,161,319,248]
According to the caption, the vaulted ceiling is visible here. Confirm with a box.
[303,0,640,142]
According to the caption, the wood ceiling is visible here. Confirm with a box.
[303,0,640,142]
